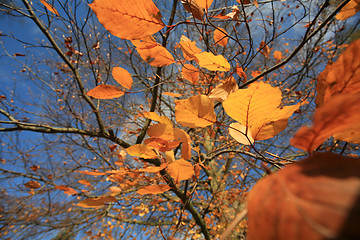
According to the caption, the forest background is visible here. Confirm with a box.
[0,0,360,239]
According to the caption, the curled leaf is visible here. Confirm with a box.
[181,0,204,20]
[179,35,202,61]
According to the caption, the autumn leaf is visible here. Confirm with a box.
[316,39,360,107]
[87,84,124,99]
[175,95,216,128]
[167,159,194,182]
[196,0,214,9]
[138,164,167,173]
[291,94,360,152]
[147,123,175,141]
[208,76,239,102]
[142,111,172,125]
[77,170,106,176]
[78,180,92,187]
[179,35,202,61]
[213,27,228,47]
[126,144,158,159]
[89,0,164,40]
[259,41,270,58]
[136,184,170,195]
[173,128,192,160]
[162,92,182,97]
[132,37,175,67]
[24,180,41,189]
[112,67,132,89]
[226,6,240,21]
[77,196,117,208]
[223,82,301,144]
[336,0,360,20]
[228,122,254,145]
[39,0,59,16]
[182,64,200,84]
[55,185,77,195]
[181,0,204,20]
[247,152,360,240]
[195,52,230,71]
[273,50,282,60]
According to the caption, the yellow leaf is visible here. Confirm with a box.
[336,0,360,20]
[167,159,194,182]
[77,196,117,208]
[223,82,300,143]
[147,123,175,141]
[87,84,124,99]
[213,27,228,47]
[229,122,254,145]
[182,64,200,84]
[291,94,360,152]
[208,76,239,102]
[89,0,164,40]
[181,0,204,20]
[136,184,170,195]
[273,50,282,60]
[142,112,172,125]
[195,52,230,71]
[165,150,176,163]
[39,0,59,16]
[112,67,132,89]
[175,95,216,128]
[126,144,158,159]
[132,38,175,67]
[179,35,202,61]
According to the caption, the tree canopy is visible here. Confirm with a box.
[0,0,359,239]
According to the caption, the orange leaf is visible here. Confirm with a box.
[236,66,247,82]
[181,0,204,20]
[247,152,360,240]
[112,67,132,89]
[195,52,230,71]
[142,112,172,125]
[179,35,202,61]
[78,180,92,187]
[173,128,192,160]
[182,64,200,84]
[228,122,254,145]
[223,82,300,143]
[39,0,59,16]
[136,184,170,195]
[76,170,106,176]
[208,76,239,102]
[316,39,360,107]
[336,0,360,20]
[196,0,214,9]
[147,123,175,141]
[291,94,360,152]
[138,163,167,173]
[273,50,282,60]
[55,185,77,195]
[175,95,216,128]
[87,84,124,99]
[77,196,117,208]
[144,137,179,152]
[89,0,164,40]
[167,159,194,182]
[213,27,228,47]
[24,180,41,189]
[126,144,158,159]
[162,92,182,97]
[226,6,240,21]
[259,41,270,58]
[132,37,175,67]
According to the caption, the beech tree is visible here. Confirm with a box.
[0,0,359,239]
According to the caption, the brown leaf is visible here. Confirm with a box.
[247,152,360,240]
[87,84,124,99]
[24,180,41,189]
[89,0,164,40]
[77,196,117,208]
[181,0,204,20]
[336,0,360,20]
[55,185,77,195]
[259,41,270,58]
[291,94,360,152]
